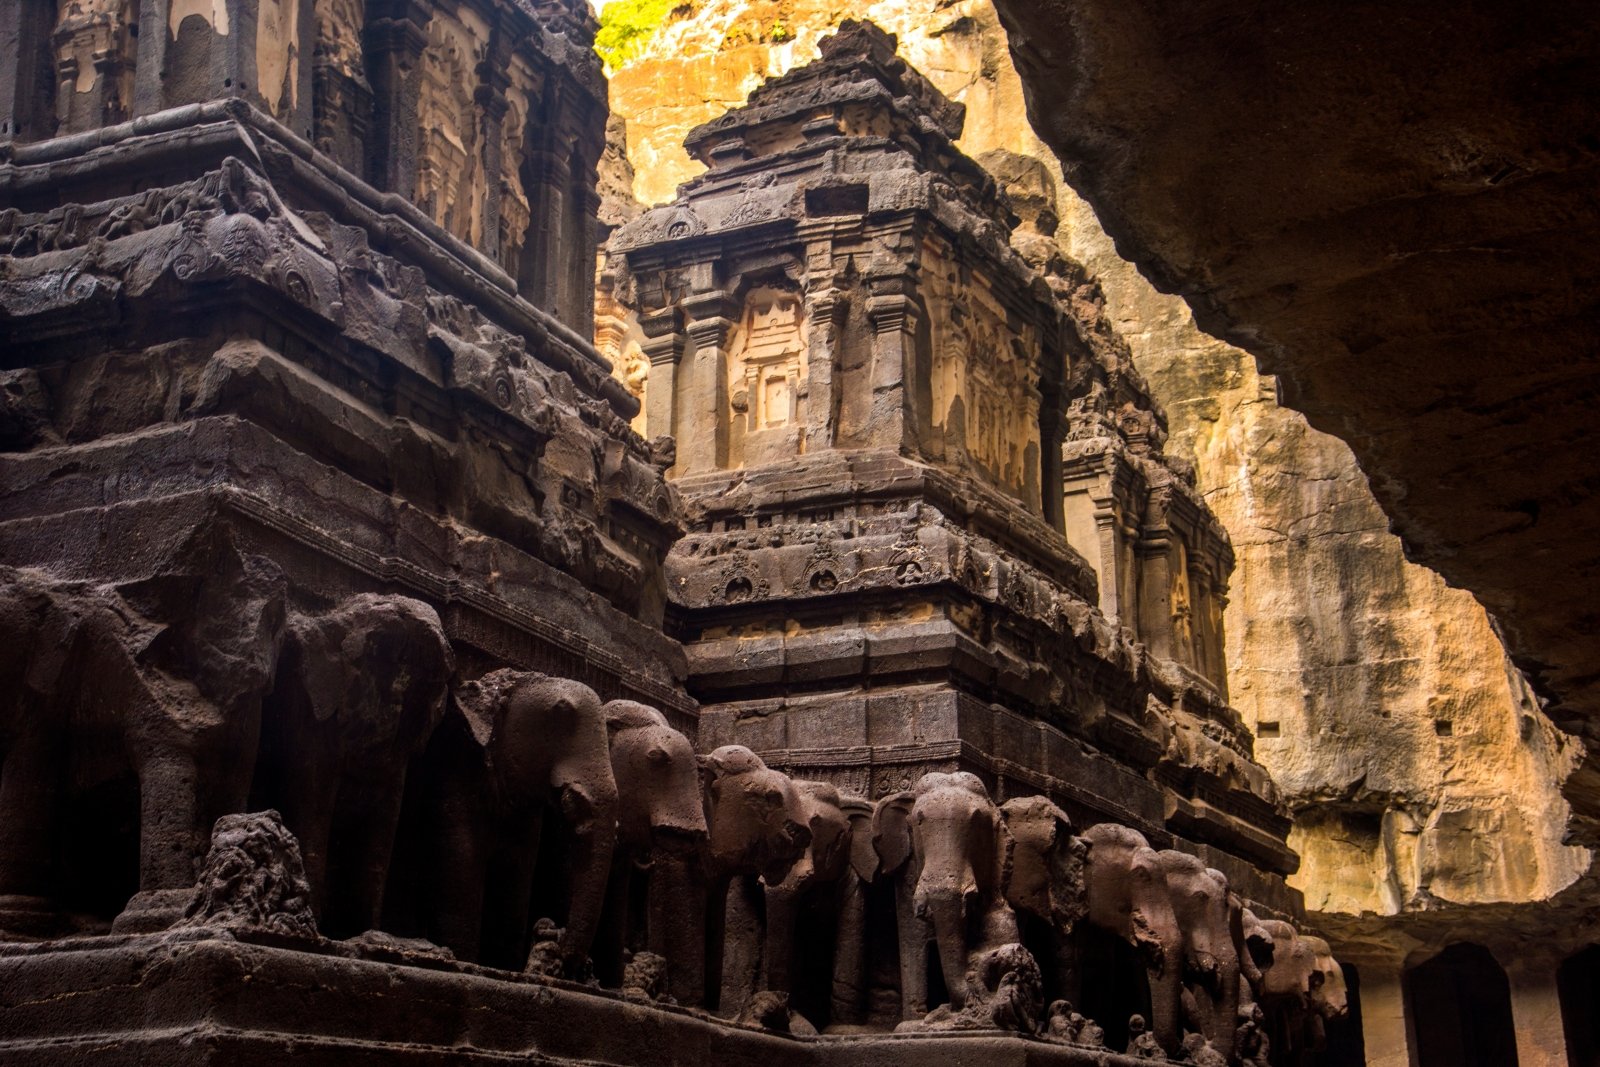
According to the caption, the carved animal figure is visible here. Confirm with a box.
[999,795,1088,996]
[696,745,811,1011]
[755,781,869,1030]
[427,671,618,977]
[254,594,454,938]
[874,772,1019,1019]
[0,540,289,936]
[1157,852,1240,1060]
[1079,823,1183,1052]
[1254,919,1349,1064]
[594,699,707,994]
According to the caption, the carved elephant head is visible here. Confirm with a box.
[999,795,1088,933]
[1239,905,1276,997]
[1079,823,1183,1050]
[698,745,810,884]
[1157,851,1240,1058]
[603,700,706,856]
[454,672,613,817]
[264,593,454,935]
[1301,934,1349,1019]
[769,781,852,894]
[876,772,1017,1012]
[281,594,454,758]
[450,671,619,975]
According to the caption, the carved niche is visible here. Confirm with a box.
[52,0,139,134]
[727,285,808,466]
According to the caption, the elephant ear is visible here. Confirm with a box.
[284,613,348,725]
[841,797,877,884]
[872,791,916,877]
[453,668,521,748]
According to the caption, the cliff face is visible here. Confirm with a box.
[603,0,1590,932]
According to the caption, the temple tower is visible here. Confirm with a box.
[609,21,1292,904]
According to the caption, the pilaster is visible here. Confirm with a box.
[864,278,920,453]
[639,308,687,450]
[802,284,847,452]
[682,292,738,473]
[363,0,431,197]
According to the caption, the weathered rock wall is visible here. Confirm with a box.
[602,0,1589,927]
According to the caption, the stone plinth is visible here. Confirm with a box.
[0,931,1148,1067]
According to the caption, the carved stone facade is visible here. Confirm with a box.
[0,10,1352,1067]
[608,20,1295,939]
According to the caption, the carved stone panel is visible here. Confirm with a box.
[728,285,808,467]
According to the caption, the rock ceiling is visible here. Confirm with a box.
[988,0,1600,835]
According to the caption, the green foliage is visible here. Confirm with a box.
[595,0,682,71]
[769,20,791,42]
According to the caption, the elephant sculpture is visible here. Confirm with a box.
[0,538,289,936]
[697,745,811,1012]
[873,772,1019,1020]
[755,780,868,1030]
[1079,823,1183,1052]
[424,671,618,977]
[1254,918,1349,1064]
[1159,852,1241,1060]
[252,594,454,939]
[593,699,707,995]
[999,796,1088,998]
[0,567,157,935]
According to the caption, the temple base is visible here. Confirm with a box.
[0,932,1145,1066]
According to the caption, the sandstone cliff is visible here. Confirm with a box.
[600,0,1590,941]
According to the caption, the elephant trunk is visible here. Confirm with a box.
[916,879,976,1010]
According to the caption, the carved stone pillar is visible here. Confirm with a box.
[682,293,738,474]
[639,308,686,451]
[1137,531,1177,662]
[0,0,55,144]
[474,35,512,265]
[1506,954,1570,1067]
[520,147,571,311]
[802,285,846,452]
[363,0,430,197]
[864,279,920,453]
[1356,960,1414,1067]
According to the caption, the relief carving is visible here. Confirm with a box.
[417,15,486,243]
[730,286,807,433]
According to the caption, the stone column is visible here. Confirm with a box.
[1356,960,1413,1067]
[520,146,570,311]
[1136,531,1176,661]
[864,280,920,453]
[362,0,431,197]
[638,308,685,451]
[1506,954,1570,1067]
[0,0,55,144]
[802,284,846,452]
[474,31,512,266]
[682,293,738,474]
